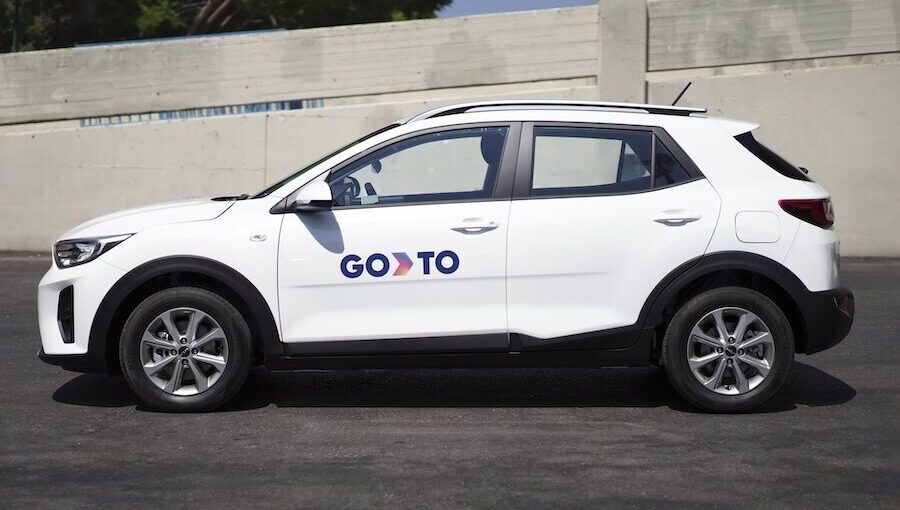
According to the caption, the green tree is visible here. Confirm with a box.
[0,0,451,53]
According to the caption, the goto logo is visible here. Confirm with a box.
[340,251,459,278]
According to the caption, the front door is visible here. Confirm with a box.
[278,124,517,353]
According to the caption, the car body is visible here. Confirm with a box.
[38,100,854,412]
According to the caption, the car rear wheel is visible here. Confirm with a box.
[662,287,794,412]
[119,287,252,412]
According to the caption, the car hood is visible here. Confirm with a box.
[59,198,235,240]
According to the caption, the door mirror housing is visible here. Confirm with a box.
[290,181,333,212]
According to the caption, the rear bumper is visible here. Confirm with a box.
[798,286,854,354]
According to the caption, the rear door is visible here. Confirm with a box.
[506,123,721,346]
[278,124,519,353]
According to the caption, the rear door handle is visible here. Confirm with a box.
[451,221,499,235]
[654,211,701,226]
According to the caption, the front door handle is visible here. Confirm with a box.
[451,221,499,235]
[654,210,701,226]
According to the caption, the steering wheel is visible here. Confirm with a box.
[331,176,361,206]
[345,176,361,198]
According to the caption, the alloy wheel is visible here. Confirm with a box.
[139,307,229,396]
[686,307,775,395]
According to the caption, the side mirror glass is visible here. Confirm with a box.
[290,181,333,212]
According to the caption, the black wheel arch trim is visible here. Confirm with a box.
[636,251,852,355]
[82,256,282,374]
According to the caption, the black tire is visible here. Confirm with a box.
[662,287,794,412]
[119,287,252,412]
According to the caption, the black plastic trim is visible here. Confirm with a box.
[633,251,854,355]
[513,324,640,352]
[284,334,509,356]
[57,285,74,344]
[266,329,655,372]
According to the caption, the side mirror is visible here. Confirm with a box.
[290,181,333,212]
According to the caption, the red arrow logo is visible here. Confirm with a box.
[392,252,413,276]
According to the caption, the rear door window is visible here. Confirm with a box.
[531,127,652,196]
[528,126,696,197]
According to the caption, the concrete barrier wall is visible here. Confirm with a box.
[2,1,899,256]
[647,0,900,71]
[0,6,599,125]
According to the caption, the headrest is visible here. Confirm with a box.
[480,133,505,166]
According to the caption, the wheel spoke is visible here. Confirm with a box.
[689,351,722,370]
[193,352,226,371]
[733,363,750,393]
[738,354,771,377]
[703,357,728,390]
[712,309,730,342]
[690,325,723,349]
[143,354,177,376]
[142,331,175,350]
[739,331,773,350]
[165,361,185,392]
[161,311,182,342]
[185,310,200,343]
[191,327,224,349]
[733,311,756,343]
[188,359,208,392]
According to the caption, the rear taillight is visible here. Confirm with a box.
[779,198,834,229]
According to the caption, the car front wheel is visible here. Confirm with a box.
[119,287,252,412]
[662,287,794,412]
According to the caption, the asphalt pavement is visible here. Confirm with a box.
[1,255,897,508]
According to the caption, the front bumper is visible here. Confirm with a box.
[39,347,110,373]
[799,286,854,354]
[37,259,125,373]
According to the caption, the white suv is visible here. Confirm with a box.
[38,100,854,412]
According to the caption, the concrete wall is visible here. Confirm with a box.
[648,0,900,71]
[1,1,899,256]
[0,6,599,125]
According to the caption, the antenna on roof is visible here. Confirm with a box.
[671,82,692,106]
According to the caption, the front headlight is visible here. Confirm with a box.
[54,234,132,268]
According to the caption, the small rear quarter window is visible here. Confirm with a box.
[735,132,811,181]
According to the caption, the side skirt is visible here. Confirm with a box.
[266,329,654,372]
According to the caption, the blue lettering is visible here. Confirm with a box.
[340,254,364,278]
[417,251,435,275]
[366,253,390,277]
[436,250,459,274]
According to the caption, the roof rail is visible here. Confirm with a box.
[403,100,707,123]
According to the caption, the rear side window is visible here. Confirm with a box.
[735,132,811,181]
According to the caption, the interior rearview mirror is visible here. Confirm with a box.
[290,181,333,212]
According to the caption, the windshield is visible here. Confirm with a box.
[252,123,399,198]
